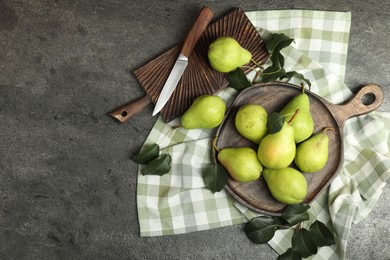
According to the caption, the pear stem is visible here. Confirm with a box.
[240,65,257,70]
[250,58,263,68]
[238,65,265,84]
[212,136,219,152]
[300,83,306,94]
[287,109,300,124]
[240,65,264,78]
[322,126,335,134]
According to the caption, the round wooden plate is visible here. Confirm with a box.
[213,82,383,216]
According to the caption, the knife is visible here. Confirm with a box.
[152,6,214,116]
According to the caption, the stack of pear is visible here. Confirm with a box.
[217,104,267,183]
[213,85,333,206]
[256,110,308,205]
[280,85,314,143]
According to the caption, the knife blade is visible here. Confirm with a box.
[152,6,214,116]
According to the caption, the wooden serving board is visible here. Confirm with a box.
[109,7,269,123]
[214,82,383,216]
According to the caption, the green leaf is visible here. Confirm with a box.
[280,71,311,88]
[141,154,171,176]
[281,204,310,226]
[133,143,160,164]
[259,51,286,82]
[257,32,295,84]
[203,164,229,193]
[272,216,291,229]
[245,216,277,244]
[267,112,285,134]
[278,248,302,260]
[309,220,336,247]
[291,228,318,258]
[264,33,295,54]
[227,68,252,91]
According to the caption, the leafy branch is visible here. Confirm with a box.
[132,143,172,176]
[227,33,311,91]
[245,204,335,260]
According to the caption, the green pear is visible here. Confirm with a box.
[218,147,262,182]
[257,122,296,169]
[181,95,226,129]
[280,85,314,143]
[294,127,333,173]
[238,48,252,67]
[235,104,268,144]
[208,36,252,73]
[263,167,307,205]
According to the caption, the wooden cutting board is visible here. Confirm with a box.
[109,7,269,123]
[213,82,384,216]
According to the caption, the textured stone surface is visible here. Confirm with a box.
[0,0,388,259]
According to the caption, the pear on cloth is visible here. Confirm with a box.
[181,95,226,129]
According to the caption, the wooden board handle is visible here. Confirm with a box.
[329,83,384,126]
[180,6,214,57]
[109,95,151,123]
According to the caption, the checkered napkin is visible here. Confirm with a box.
[136,10,390,259]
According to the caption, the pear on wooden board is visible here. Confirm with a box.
[280,85,314,143]
[235,104,268,144]
[257,121,296,169]
[263,167,307,205]
[181,95,226,129]
[208,36,252,73]
[218,147,262,182]
[294,127,333,173]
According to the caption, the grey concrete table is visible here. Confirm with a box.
[0,1,389,259]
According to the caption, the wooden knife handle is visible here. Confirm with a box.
[109,95,151,123]
[180,6,214,57]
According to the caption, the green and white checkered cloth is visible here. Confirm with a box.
[136,10,390,259]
